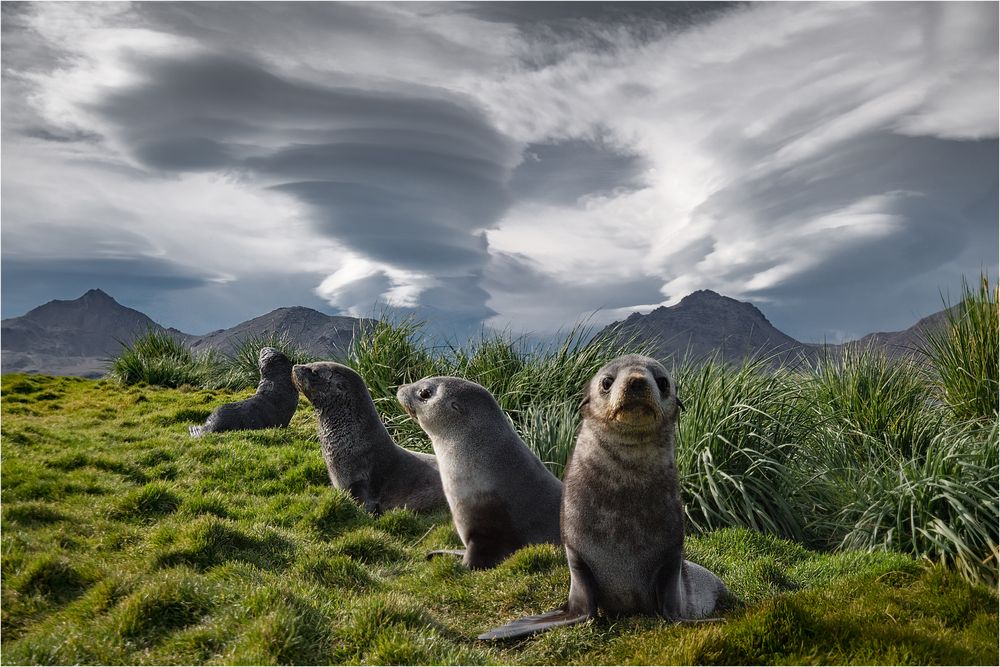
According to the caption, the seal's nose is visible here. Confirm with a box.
[625,373,648,394]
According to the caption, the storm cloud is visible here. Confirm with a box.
[2,1,997,341]
[86,52,519,311]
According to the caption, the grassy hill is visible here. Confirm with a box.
[2,276,997,664]
[2,374,996,665]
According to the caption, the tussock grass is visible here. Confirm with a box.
[106,329,211,388]
[921,274,999,423]
[107,329,316,392]
[205,331,317,390]
[675,357,815,541]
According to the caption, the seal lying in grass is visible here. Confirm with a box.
[189,347,298,437]
[480,355,730,640]
[293,361,446,515]
[397,377,562,569]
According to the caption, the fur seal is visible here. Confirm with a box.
[480,354,729,640]
[189,347,299,437]
[292,361,446,515]
[396,377,562,569]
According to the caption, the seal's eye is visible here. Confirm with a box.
[418,387,433,401]
[655,377,669,394]
[600,376,614,392]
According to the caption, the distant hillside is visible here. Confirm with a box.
[187,306,371,359]
[599,290,814,367]
[1,290,367,378]
[1,287,953,378]
[1,289,167,378]
[838,307,954,359]
[599,290,951,368]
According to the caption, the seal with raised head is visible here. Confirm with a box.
[480,354,729,640]
[397,377,562,569]
[189,347,299,437]
[293,361,446,515]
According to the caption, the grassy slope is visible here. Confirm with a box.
[2,374,997,665]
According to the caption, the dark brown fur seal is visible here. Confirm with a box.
[293,361,446,515]
[480,354,729,640]
[189,347,298,437]
[396,377,562,569]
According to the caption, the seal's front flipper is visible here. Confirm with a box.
[426,549,466,561]
[188,425,203,438]
[479,547,597,641]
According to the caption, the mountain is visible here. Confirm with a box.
[598,290,951,368]
[187,306,371,358]
[839,307,953,359]
[599,290,815,367]
[1,289,168,378]
[1,290,368,378]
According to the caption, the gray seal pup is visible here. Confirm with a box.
[480,354,729,640]
[292,361,446,515]
[396,377,562,569]
[189,347,299,437]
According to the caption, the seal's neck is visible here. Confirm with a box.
[317,402,396,454]
[578,421,676,469]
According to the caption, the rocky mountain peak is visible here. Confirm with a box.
[80,288,115,302]
[601,289,807,367]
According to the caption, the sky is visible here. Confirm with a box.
[1,1,997,343]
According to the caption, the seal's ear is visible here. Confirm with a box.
[450,400,465,416]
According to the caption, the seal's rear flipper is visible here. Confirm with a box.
[480,546,598,640]
[478,607,591,640]
[426,549,466,561]
[189,425,203,438]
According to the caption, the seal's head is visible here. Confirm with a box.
[292,361,371,413]
[582,354,682,435]
[396,376,502,442]
[258,347,293,379]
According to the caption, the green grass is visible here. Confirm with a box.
[204,332,319,391]
[106,329,318,392]
[920,274,999,423]
[1,373,996,665]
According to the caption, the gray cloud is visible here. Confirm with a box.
[0,256,215,321]
[484,251,667,331]
[460,1,741,70]
[85,53,518,311]
[683,132,998,340]
[509,140,647,206]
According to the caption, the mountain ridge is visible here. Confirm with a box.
[1,288,950,378]
[1,289,368,378]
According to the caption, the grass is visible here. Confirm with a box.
[920,275,999,423]
[1,381,996,663]
[205,332,320,391]
[105,329,211,388]
[3,275,996,664]
[106,330,318,392]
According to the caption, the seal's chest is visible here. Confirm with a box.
[586,543,663,614]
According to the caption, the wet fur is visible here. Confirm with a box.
[189,347,298,437]
[294,362,446,514]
